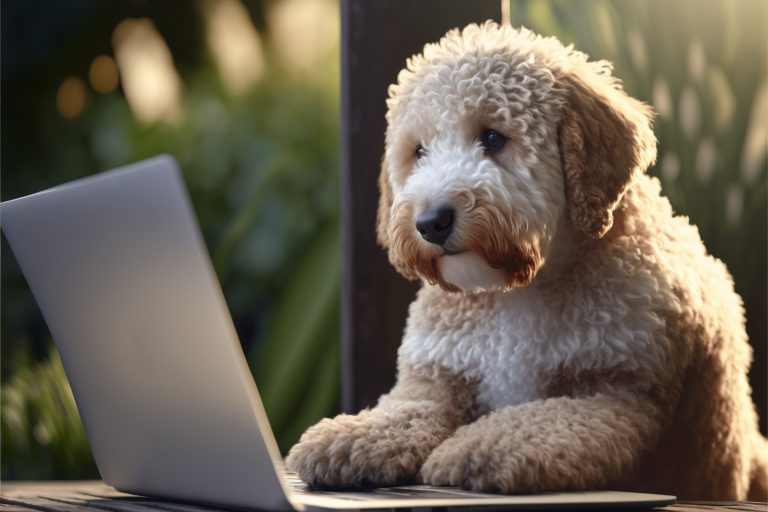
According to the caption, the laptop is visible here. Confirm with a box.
[0,155,676,510]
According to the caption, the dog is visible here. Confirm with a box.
[286,22,768,500]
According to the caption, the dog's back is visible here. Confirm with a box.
[594,175,766,500]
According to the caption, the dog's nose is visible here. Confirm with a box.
[416,206,454,245]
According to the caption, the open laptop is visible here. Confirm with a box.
[0,155,676,510]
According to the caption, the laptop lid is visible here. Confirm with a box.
[1,155,299,511]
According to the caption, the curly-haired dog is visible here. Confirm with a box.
[287,22,768,500]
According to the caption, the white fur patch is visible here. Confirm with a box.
[439,251,505,292]
[398,212,674,411]
[400,284,553,409]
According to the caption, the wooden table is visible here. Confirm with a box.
[1,481,766,511]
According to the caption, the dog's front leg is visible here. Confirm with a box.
[286,365,478,489]
[420,391,662,493]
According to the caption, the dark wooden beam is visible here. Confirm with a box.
[340,0,501,413]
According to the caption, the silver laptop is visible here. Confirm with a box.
[0,155,676,510]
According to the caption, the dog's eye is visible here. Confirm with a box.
[415,145,426,160]
[482,129,506,153]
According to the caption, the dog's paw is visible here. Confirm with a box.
[420,420,540,494]
[286,404,452,489]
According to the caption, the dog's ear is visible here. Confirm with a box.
[376,156,392,248]
[558,64,657,238]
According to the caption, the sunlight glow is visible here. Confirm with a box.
[112,18,182,124]
[200,0,264,95]
[501,0,511,27]
[740,82,768,186]
[679,86,701,139]
[652,76,673,121]
[268,0,338,74]
[626,30,648,73]
[708,67,736,133]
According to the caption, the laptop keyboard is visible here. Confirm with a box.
[282,471,502,501]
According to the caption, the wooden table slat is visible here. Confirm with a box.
[3,482,767,511]
[672,503,767,512]
[41,493,187,512]
[75,494,224,512]
[1,496,102,512]
[0,495,224,512]
[1,483,224,512]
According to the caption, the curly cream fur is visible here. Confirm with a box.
[286,366,482,488]
[288,22,767,500]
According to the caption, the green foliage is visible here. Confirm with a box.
[253,222,341,451]
[2,4,342,477]
[1,344,98,479]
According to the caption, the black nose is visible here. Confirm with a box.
[416,206,455,245]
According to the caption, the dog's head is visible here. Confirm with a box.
[377,22,656,293]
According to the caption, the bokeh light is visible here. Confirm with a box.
[741,83,768,186]
[55,76,87,119]
[112,18,182,124]
[268,0,339,74]
[88,55,120,94]
[200,0,264,95]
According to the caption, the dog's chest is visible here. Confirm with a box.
[399,287,561,410]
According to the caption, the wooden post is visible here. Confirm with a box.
[340,0,501,413]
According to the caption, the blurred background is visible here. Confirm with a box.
[1,0,765,481]
[1,0,341,479]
